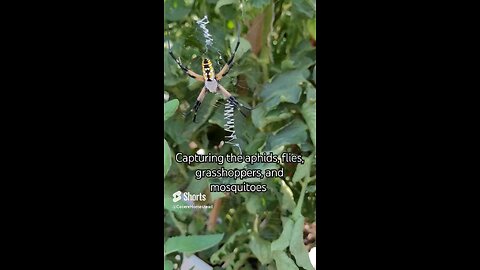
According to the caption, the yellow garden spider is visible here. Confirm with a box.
[167,30,251,122]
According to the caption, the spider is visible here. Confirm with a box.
[167,31,251,122]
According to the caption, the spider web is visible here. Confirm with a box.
[166,15,236,74]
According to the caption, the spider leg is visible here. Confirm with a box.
[216,26,241,81]
[217,84,251,118]
[190,87,207,123]
[166,32,204,82]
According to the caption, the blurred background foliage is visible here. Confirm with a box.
[164,0,316,269]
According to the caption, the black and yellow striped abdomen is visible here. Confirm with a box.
[202,58,215,81]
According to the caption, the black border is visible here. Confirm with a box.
[12,0,462,268]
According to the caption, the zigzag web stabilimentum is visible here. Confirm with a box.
[195,11,247,155]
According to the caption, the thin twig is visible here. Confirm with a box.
[207,198,222,231]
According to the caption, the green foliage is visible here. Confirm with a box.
[164,233,224,255]
[164,99,179,177]
[290,216,314,270]
[164,0,316,268]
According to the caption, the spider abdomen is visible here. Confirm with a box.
[201,58,215,82]
[202,58,218,92]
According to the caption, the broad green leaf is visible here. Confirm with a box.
[281,59,296,71]
[305,81,316,102]
[252,105,293,130]
[245,132,267,154]
[186,177,209,194]
[210,191,226,201]
[301,102,316,148]
[289,216,314,270]
[165,0,193,21]
[264,119,308,151]
[164,139,172,178]
[271,217,294,251]
[249,234,272,265]
[312,65,316,84]
[292,154,311,183]
[260,70,308,111]
[292,0,316,19]
[164,233,224,255]
[245,194,263,214]
[230,37,251,61]
[164,99,179,121]
[164,260,173,270]
[272,250,299,270]
[307,19,316,40]
[251,0,270,9]
[215,0,238,14]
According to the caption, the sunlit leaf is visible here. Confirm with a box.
[252,105,292,130]
[264,119,308,151]
[215,0,238,15]
[230,37,251,61]
[164,233,224,255]
[164,99,179,121]
[289,216,315,270]
[292,154,313,183]
[260,70,308,111]
[271,217,294,251]
[249,234,272,265]
[301,103,316,148]
[307,19,316,40]
[292,0,316,19]
[164,260,173,270]
[164,139,172,178]
[272,250,299,270]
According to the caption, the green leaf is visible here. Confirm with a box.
[252,105,293,130]
[164,99,179,121]
[280,180,296,212]
[215,0,238,14]
[210,230,246,265]
[305,81,316,102]
[307,19,316,40]
[210,191,226,201]
[245,132,267,154]
[246,194,263,214]
[271,217,294,251]
[164,233,224,255]
[281,59,296,71]
[164,259,173,270]
[312,65,316,84]
[164,139,172,178]
[260,70,308,111]
[251,0,270,9]
[272,250,299,270]
[230,37,251,61]
[292,0,315,19]
[292,155,311,183]
[289,216,314,270]
[165,0,193,21]
[264,119,308,151]
[301,102,316,148]
[249,234,272,265]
